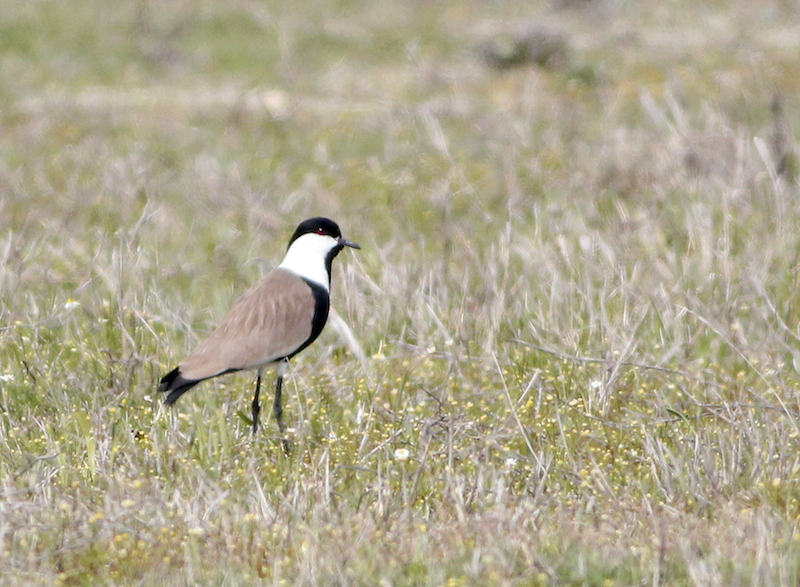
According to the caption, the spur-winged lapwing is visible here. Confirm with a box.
[158,217,360,443]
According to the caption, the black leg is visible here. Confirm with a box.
[273,373,284,434]
[251,372,262,435]
[273,371,291,454]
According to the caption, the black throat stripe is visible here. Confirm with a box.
[325,244,343,287]
[286,278,330,360]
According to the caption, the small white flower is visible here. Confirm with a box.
[143,395,152,402]
[356,405,365,426]
[64,299,81,310]
[0,374,14,382]
[394,448,411,461]
[590,380,603,389]
[504,457,518,469]
[260,90,289,119]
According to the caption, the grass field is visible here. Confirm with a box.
[3,0,800,584]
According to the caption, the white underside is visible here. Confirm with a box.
[256,360,289,377]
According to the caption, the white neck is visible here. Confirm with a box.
[278,232,337,290]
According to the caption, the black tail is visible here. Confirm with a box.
[158,367,202,406]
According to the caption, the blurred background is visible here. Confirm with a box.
[3,1,800,584]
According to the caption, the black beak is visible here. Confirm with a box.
[339,237,361,250]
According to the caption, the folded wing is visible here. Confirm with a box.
[179,268,317,381]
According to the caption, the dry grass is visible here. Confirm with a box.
[3,0,800,585]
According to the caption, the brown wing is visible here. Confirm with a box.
[178,268,316,380]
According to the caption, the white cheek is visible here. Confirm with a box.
[278,233,337,288]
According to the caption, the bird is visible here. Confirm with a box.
[158,217,360,447]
